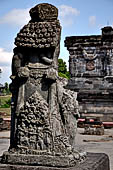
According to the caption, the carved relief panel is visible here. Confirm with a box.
[69,47,113,78]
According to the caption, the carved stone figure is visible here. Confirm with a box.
[1,3,85,167]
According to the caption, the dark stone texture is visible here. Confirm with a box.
[0,153,110,170]
[1,151,77,167]
[1,3,84,168]
[65,26,113,122]
[29,3,58,21]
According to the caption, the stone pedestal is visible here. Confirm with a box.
[0,153,110,170]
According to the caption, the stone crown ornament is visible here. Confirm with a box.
[29,3,58,21]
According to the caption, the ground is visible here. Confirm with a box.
[0,131,10,156]
[0,128,113,169]
[75,128,113,170]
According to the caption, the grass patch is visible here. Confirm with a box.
[0,95,11,107]
[0,95,11,117]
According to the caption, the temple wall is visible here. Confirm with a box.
[65,26,113,122]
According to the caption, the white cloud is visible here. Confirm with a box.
[89,16,96,27]
[59,5,80,27]
[0,5,80,28]
[0,66,11,84]
[0,48,12,83]
[0,48,12,67]
[59,5,80,17]
[0,8,30,27]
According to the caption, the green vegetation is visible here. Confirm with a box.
[0,95,11,108]
[58,58,70,79]
[0,95,11,116]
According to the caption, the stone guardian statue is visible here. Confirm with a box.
[1,3,85,167]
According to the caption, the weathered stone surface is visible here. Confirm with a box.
[15,4,61,49]
[1,3,83,167]
[0,153,110,170]
[29,3,58,21]
[15,20,61,48]
[84,126,104,135]
[65,26,113,121]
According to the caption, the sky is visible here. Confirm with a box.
[0,0,113,84]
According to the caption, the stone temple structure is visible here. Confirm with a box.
[65,26,113,122]
[0,3,110,170]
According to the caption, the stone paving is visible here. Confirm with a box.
[0,131,10,156]
[0,129,113,169]
[75,128,113,170]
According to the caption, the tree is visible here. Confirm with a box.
[5,82,9,91]
[58,59,67,74]
[3,82,10,95]
[58,59,70,79]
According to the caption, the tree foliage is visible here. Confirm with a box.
[2,82,11,95]
[58,59,70,79]
[0,97,11,108]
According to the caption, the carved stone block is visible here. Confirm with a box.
[0,153,110,170]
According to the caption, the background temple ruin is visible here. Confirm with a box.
[65,26,113,122]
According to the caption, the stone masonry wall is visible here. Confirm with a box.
[65,26,113,122]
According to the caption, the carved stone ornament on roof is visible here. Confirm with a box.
[83,49,98,61]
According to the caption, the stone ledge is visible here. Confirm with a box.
[1,151,77,167]
[0,153,110,170]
